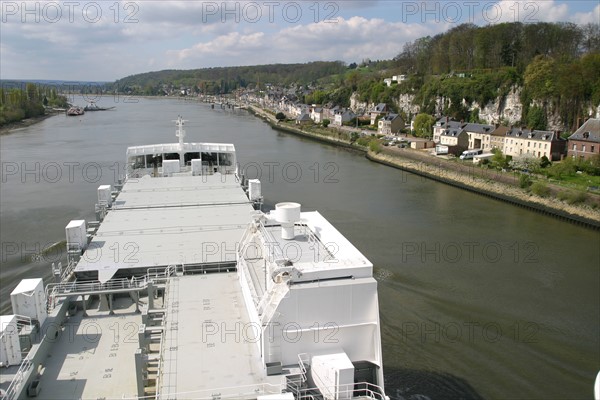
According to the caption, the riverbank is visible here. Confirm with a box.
[247,105,600,229]
[0,111,62,135]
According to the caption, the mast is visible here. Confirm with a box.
[173,116,188,166]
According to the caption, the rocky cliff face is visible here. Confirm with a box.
[351,88,599,130]
[473,86,523,125]
[349,94,370,113]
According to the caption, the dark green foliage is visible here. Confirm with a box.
[519,174,532,188]
[413,113,435,138]
[322,119,330,128]
[0,84,68,126]
[540,156,551,168]
[526,106,547,130]
[110,62,347,95]
[531,181,550,197]
[275,112,285,121]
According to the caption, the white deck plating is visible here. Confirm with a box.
[75,174,254,283]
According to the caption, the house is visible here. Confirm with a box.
[490,125,510,151]
[296,113,313,125]
[370,103,388,125]
[567,118,600,160]
[377,114,405,135]
[323,104,340,120]
[310,107,323,124]
[383,78,393,87]
[465,123,495,151]
[292,104,309,117]
[504,127,566,161]
[439,124,468,155]
[333,109,355,126]
[433,117,464,144]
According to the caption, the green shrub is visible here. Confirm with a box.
[557,190,587,204]
[568,191,587,204]
[519,174,532,189]
[356,137,371,147]
[531,181,550,197]
[369,139,382,154]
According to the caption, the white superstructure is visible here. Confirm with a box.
[0,117,386,400]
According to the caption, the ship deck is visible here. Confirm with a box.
[28,297,143,399]
[75,174,254,282]
[158,273,282,399]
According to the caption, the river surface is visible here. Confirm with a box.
[1,96,598,399]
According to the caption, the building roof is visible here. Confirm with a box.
[297,113,312,121]
[435,117,464,131]
[464,123,494,134]
[505,128,559,141]
[568,118,600,143]
[491,125,510,136]
[383,113,400,122]
[371,103,387,112]
[441,127,466,137]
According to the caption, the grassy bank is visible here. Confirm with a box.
[0,110,63,135]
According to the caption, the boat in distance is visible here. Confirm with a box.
[84,101,116,111]
[66,106,84,116]
[0,117,387,399]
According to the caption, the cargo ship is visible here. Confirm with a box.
[0,117,387,400]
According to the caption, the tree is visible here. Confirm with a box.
[526,106,547,130]
[413,113,435,138]
[322,119,330,128]
[275,112,285,121]
[524,55,556,100]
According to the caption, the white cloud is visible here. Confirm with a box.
[570,4,600,25]
[167,16,434,69]
[0,0,598,81]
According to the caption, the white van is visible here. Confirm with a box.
[460,149,483,160]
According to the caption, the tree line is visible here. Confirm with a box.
[0,83,69,126]
[109,61,347,95]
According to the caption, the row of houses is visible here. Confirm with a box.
[433,117,600,161]
[291,101,408,133]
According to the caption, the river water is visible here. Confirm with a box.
[1,96,598,399]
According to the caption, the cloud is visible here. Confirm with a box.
[1,0,598,81]
[167,16,434,68]
[570,3,600,25]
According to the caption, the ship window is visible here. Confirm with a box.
[129,156,145,169]
[145,154,163,167]
[202,152,218,166]
[163,152,180,160]
[184,152,201,165]
[218,152,233,166]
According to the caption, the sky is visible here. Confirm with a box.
[1,0,599,82]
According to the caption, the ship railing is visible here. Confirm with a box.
[2,358,33,400]
[236,256,262,307]
[298,353,310,383]
[257,220,285,262]
[296,382,386,400]
[46,265,179,311]
[125,382,283,400]
[14,315,34,330]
